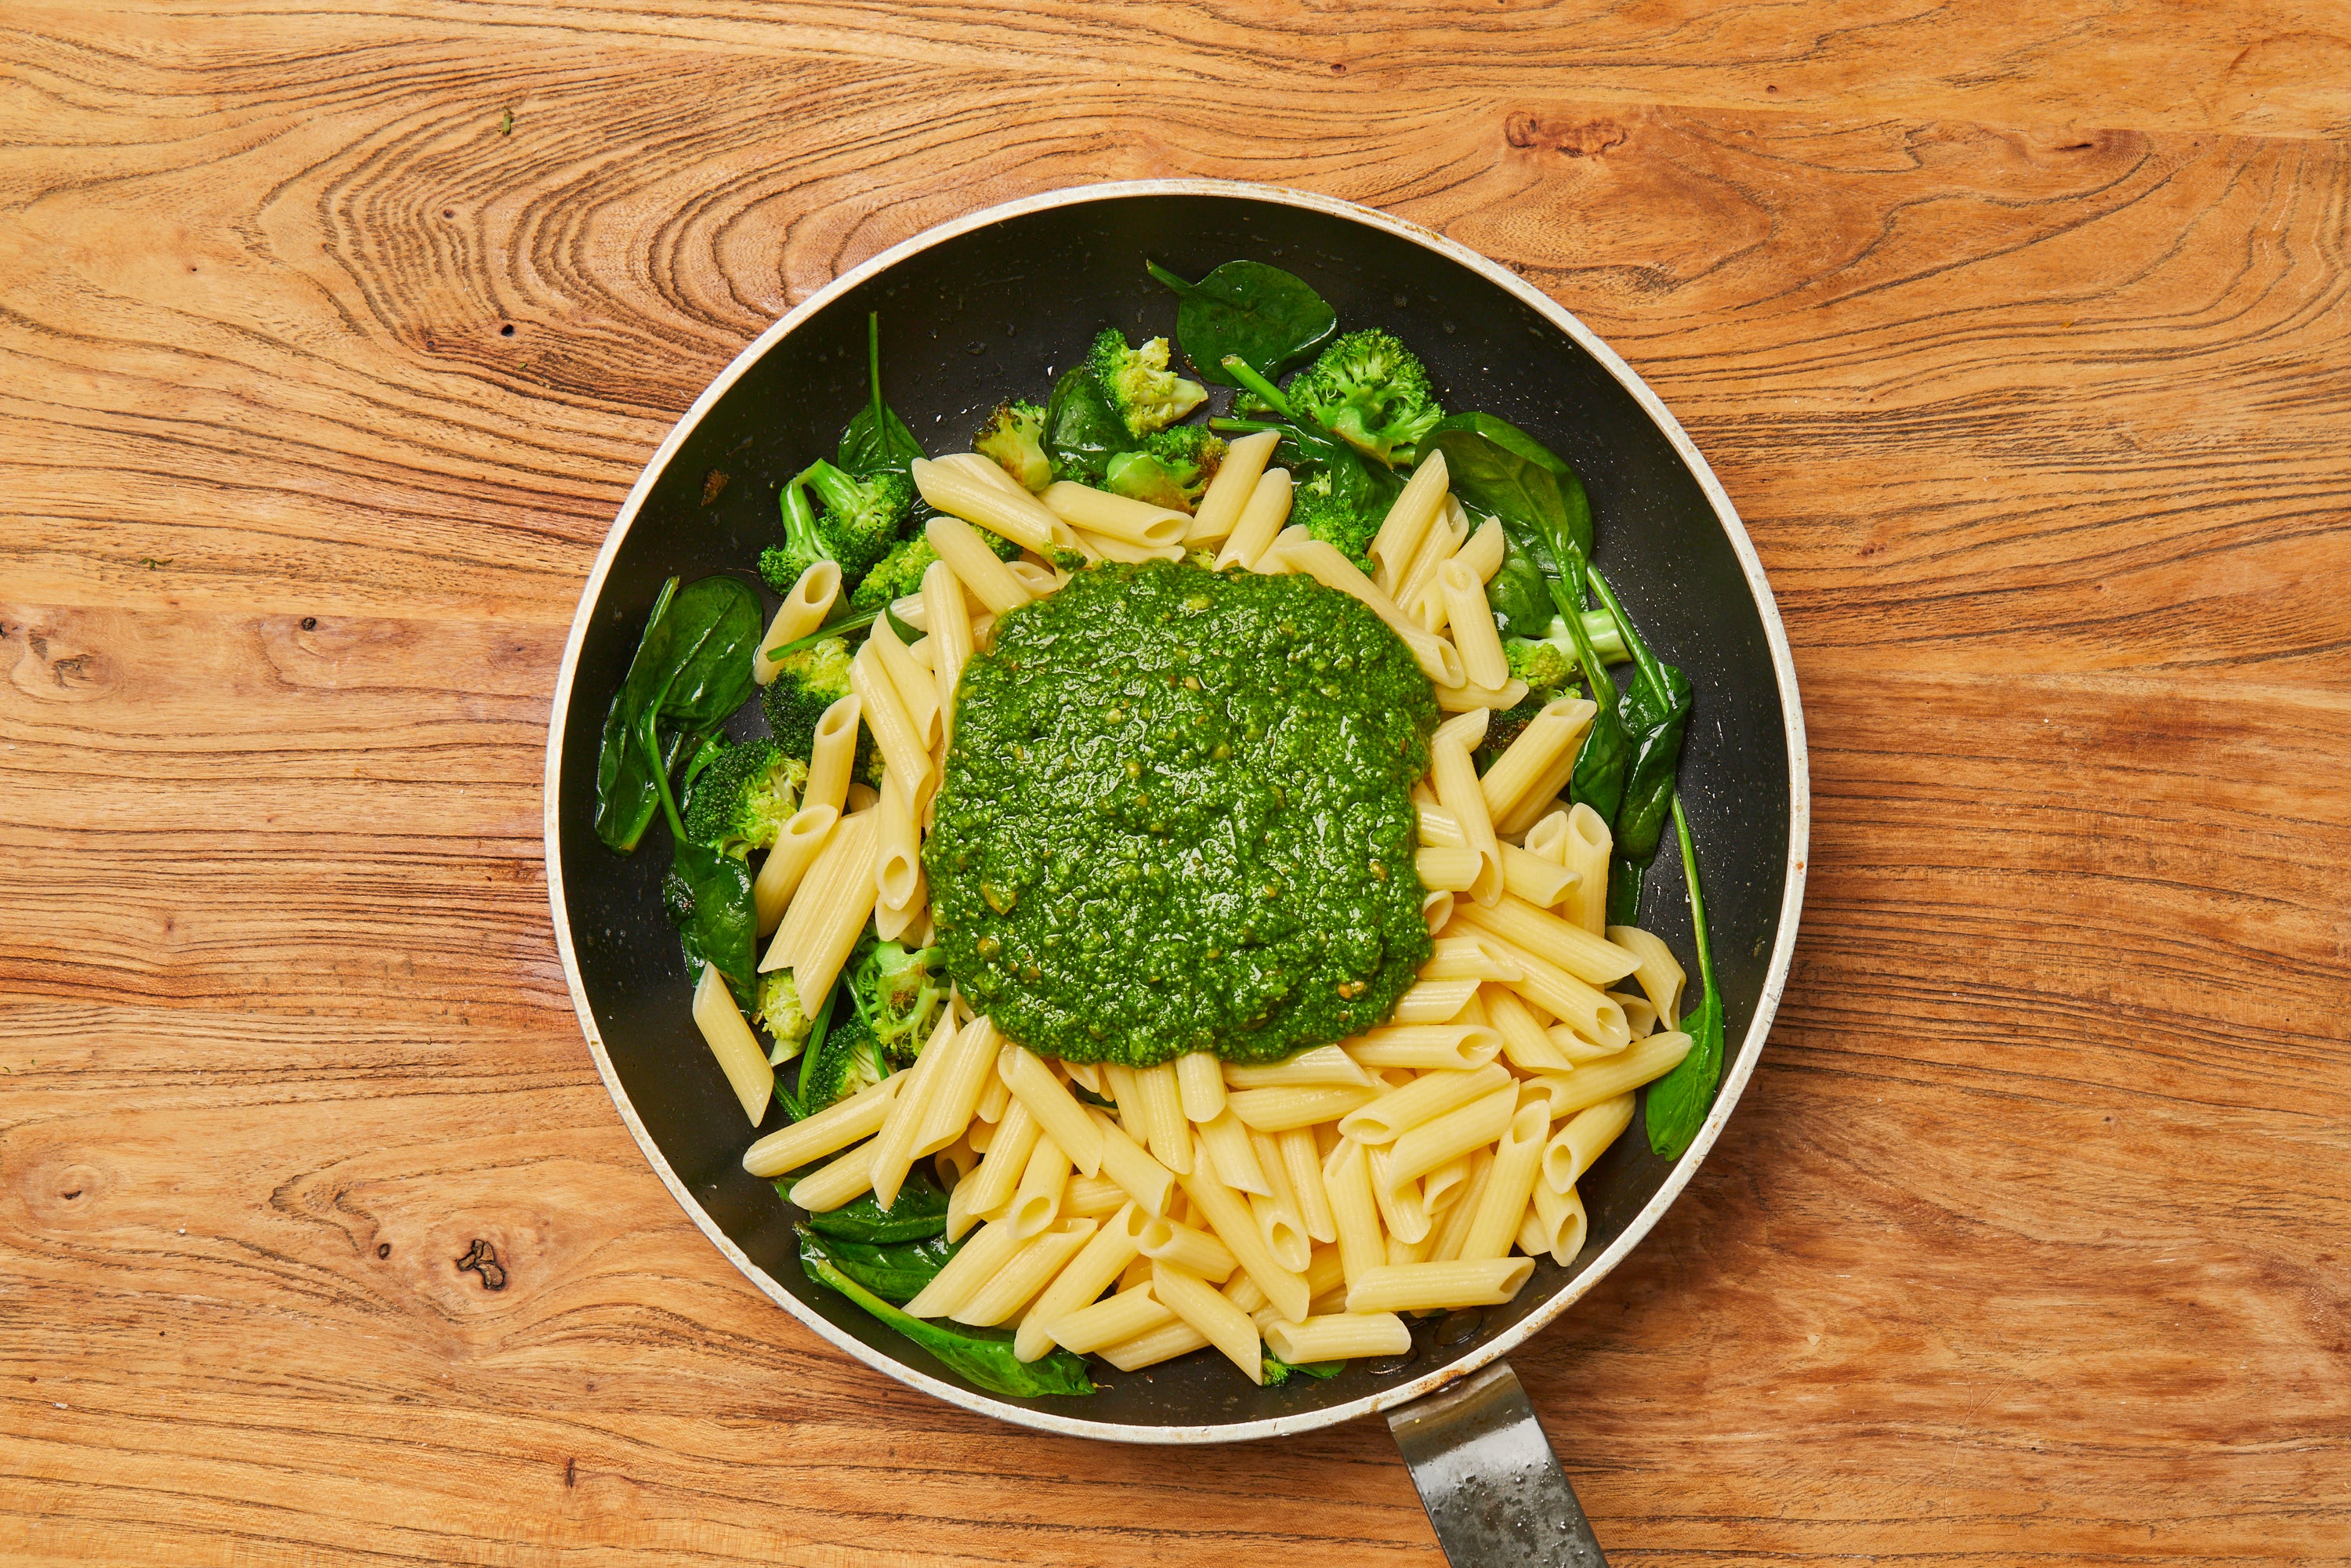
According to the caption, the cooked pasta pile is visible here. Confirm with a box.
[689,435,1695,1387]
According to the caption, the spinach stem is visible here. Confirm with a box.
[1670,793,1718,995]
[1217,355,1298,421]
[763,606,879,665]
[1584,564,1674,708]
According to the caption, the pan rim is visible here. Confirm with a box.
[543,178,1810,1443]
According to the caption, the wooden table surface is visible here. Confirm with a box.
[5,3,2347,1563]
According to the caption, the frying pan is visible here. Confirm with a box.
[544,181,1808,1564]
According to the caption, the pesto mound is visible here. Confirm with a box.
[925,560,1438,1066]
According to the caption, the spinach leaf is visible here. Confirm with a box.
[1043,363,1136,484]
[656,575,763,732]
[1420,412,1592,563]
[1147,259,1335,386]
[1644,796,1726,1159]
[799,1163,950,1243]
[1613,661,1693,866]
[837,313,926,479]
[800,1232,1096,1398]
[797,1225,962,1304]
[592,578,682,852]
[640,701,758,1007]
[1485,545,1555,639]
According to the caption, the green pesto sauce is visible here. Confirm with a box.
[924,560,1438,1066]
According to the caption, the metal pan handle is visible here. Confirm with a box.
[1386,1359,1608,1567]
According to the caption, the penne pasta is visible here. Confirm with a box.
[1199,1110,1272,1196]
[851,640,931,796]
[1556,804,1612,935]
[958,1095,1041,1219]
[780,813,881,1009]
[755,561,841,684]
[1040,480,1189,548]
[1133,1060,1192,1173]
[1346,1023,1503,1071]
[903,1218,1025,1319]
[743,1070,901,1178]
[874,766,921,911]
[1429,1148,1494,1262]
[789,1137,878,1211]
[1137,1213,1237,1282]
[1178,1134,1310,1323]
[1501,843,1578,910]
[1608,925,1688,1031]
[1324,1137,1385,1287]
[1365,1144,1431,1244]
[1454,517,1505,585]
[1345,1257,1536,1314]
[1383,1085,1517,1196]
[1541,1091,1637,1197]
[868,613,940,748]
[1150,1261,1262,1383]
[1226,1084,1378,1132]
[691,964,776,1127]
[1439,559,1509,690]
[1460,893,1643,988]
[1215,469,1295,570]
[998,1045,1106,1178]
[1368,451,1449,595]
[1089,1110,1177,1217]
[925,514,1034,616]
[1527,1181,1588,1265]
[1478,699,1596,830]
[1051,1284,1176,1356]
[1097,1314,1212,1371]
[1264,1312,1412,1364]
[1429,732,1502,907]
[1393,975,1480,1024]
[1418,936,1520,983]
[1433,707,1491,753]
[1009,1133,1074,1237]
[1279,1126,1339,1244]
[911,456,1059,553]
[922,559,974,737]
[1415,845,1481,894]
[951,1219,1095,1327]
[1186,429,1279,544]
[1222,1045,1370,1090]
[1063,1172,1131,1218]
[1339,1061,1512,1145]
[1460,1099,1550,1262]
[1483,984,1575,1073]
[1014,1203,1146,1361]
[802,694,862,817]
[1523,1032,1694,1118]
[1450,914,1631,1048]
[1176,1051,1227,1124]
[1273,536,1466,688]
[1248,1128,1312,1270]
[864,1009,961,1208]
[752,805,837,936]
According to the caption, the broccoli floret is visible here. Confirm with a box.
[852,938,950,1072]
[801,1005,885,1114]
[762,635,857,759]
[1086,328,1206,436]
[756,971,813,1064]
[1504,637,1577,698]
[1291,469,1381,564]
[1284,329,1445,468]
[1106,425,1227,512]
[851,527,1021,614]
[974,400,1052,492]
[771,459,909,589]
[682,737,809,857]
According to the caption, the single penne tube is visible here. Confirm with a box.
[968,1110,995,1153]
[1524,1032,1694,1117]
[1608,990,1660,1037]
[1324,1138,1386,1286]
[1278,1126,1339,1244]
[1176,1051,1226,1124]
[1418,936,1520,983]
[902,1217,1025,1319]
[1248,1191,1312,1273]
[1454,516,1505,585]
[1264,1312,1413,1364]
[752,805,837,936]
[755,561,842,684]
[934,1134,980,1192]
[939,449,1039,500]
[1134,1060,1192,1173]
[1100,1061,1148,1135]
[788,1138,877,1211]
[1346,1023,1503,1071]
[1339,1061,1512,1145]
[915,1016,1002,1155]
[1396,490,1469,612]
[1213,467,1294,570]
[864,1009,960,1208]
[1387,1230,1437,1268]
[998,1045,1105,1177]
[1368,449,1449,594]
[1039,480,1189,547]
[1060,1058,1103,1095]
[1097,1313,1211,1371]
[1009,1135,1074,1237]
[1429,1149,1494,1262]
[1137,1213,1237,1282]
[690,964,775,1126]
[1392,976,1480,1024]
[1502,842,1578,910]
[1530,1181,1588,1264]
[1150,1261,1262,1383]
[945,1176,986,1242]
[1198,1110,1272,1196]
[1186,429,1280,544]
[1524,807,1571,862]
[1483,984,1574,1072]
[950,1219,1096,1327]
[802,694,862,817]
[1014,1204,1145,1361]
[1415,845,1480,894]
[911,456,1058,552]
[1559,810,1612,943]
[1178,1134,1310,1323]
[1608,925,1688,1030]
[1458,1099,1550,1261]
[1416,798,1465,847]
[1433,707,1490,752]
[1274,536,1466,688]
[1365,1144,1430,1244]
[1226,1242,1345,1316]
[1479,698,1596,829]
[1458,893,1643,989]
[1071,527,1184,563]
[924,514,1034,616]
[871,878,926,944]
[1433,675,1531,713]
[758,800,853,976]
[1346,1257,1536,1314]
[1421,1150,1475,1216]
[851,641,931,796]
[1386,1085,1518,1195]
[1430,732,1502,907]
[1050,1283,1176,1356]
[1223,1045,1370,1090]
[874,767,921,911]
[921,559,974,733]
[742,1070,903,1178]
[1541,1092,1637,1195]
[1085,1110,1177,1215]
[1454,918,1631,1048]
[1226,1084,1378,1132]
[974,1070,1011,1124]
[868,612,940,750]
[1063,1172,1130,1218]
[1251,523,1309,574]
[1426,888,1461,934]
[1438,560,1509,690]
[1542,1023,1631,1066]
[958,1095,1041,1218]
[781,817,881,1009]
[1248,1128,1311,1258]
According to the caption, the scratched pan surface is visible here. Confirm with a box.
[545,182,1809,1442]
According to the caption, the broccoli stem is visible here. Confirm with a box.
[781,474,827,562]
[1217,356,1299,421]
[799,459,860,519]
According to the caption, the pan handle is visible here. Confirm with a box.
[1386,1358,1608,1567]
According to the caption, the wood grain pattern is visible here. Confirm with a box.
[3,2,2347,1562]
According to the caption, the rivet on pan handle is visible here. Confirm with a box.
[1386,1359,1607,1567]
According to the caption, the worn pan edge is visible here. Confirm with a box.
[542,178,1811,1444]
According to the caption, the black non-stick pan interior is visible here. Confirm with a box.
[552,189,1793,1434]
